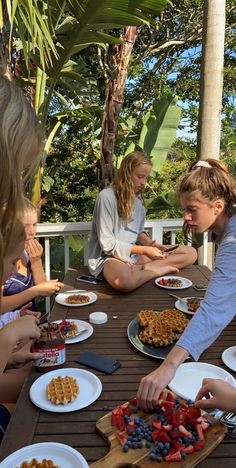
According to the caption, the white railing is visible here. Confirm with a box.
[37,218,211,277]
[36,219,211,313]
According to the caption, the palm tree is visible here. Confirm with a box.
[197,0,226,159]
[0,0,168,203]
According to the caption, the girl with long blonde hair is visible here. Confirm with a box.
[88,151,197,292]
[137,159,236,410]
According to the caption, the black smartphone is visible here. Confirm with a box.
[76,275,104,285]
[164,245,179,253]
[75,351,121,374]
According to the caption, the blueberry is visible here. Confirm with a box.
[182,452,187,459]
[146,441,152,448]
[164,442,170,450]
[122,444,129,452]
[150,452,157,461]
[137,442,143,448]
[162,449,168,456]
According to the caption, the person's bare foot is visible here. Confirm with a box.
[143,263,179,276]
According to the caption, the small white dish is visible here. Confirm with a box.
[1,442,89,468]
[55,290,97,307]
[89,312,108,324]
[155,275,192,290]
[169,362,236,401]
[222,346,236,372]
[29,368,102,412]
[53,319,93,344]
[175,296,203,316]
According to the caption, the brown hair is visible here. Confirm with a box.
[178,158,236,237]
[113,151,152,225]
[0,76,43,286]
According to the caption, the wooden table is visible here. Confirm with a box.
[1,265,236,466]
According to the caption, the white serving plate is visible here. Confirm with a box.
[29,368,102,412]
[55,290,97,307]
[1,442,88,468]
[169,362,236,401]
[155,275,192,290]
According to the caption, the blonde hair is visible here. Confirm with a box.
[22,197,38,215]
[178,158,236,238]
[113,151,152,225]
[0,76,43,285]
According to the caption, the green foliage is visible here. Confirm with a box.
[121,95,181,173]
[41,120,99,223]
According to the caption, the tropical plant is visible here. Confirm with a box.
[0,0,168,204]
[121,94,181,173]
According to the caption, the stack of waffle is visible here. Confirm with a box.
[138,308,189,347]
[47,375,79,405]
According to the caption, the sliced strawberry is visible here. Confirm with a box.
[152,419,162,430]
[111,414,119,426]
[178,424,193,439]
[116,415,126,431]
[112,406,123,416]
[201,420,210,431]
[123,407,133,417]
[182,444,194,454]
[171,410,186,426]
[171,429,184,439]
[162,424,173,431]
[172,440,184,451]
[126,423,138,434]
[187,406,201,420]
[152,430,171,443]
[165,450,182,462]
[129,397,137,406]
[115,431,128,446]
[193,439,205,451]
[195,423,204,440]
[162,400,175,409]
[166,391,176,402]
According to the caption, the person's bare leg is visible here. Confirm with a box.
[103,259,178,292]
[0,368,30,403]
[141,245,197,271]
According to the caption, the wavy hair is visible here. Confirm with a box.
[178,158,236,239]
[113,151,152,225]
[0,76,44,286]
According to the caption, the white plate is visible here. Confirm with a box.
[29,368,102,412]
[1,442,88,468]
[53,319,93,344]
[222,346,236,372]
[175,297,203,316]
[169,362,236,401]
[155,276,192,290]
[55,289,97,307]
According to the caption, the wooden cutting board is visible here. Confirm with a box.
[90,407,227,468]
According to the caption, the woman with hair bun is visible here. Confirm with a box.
[88,151,197,292]
[137,158,236,409]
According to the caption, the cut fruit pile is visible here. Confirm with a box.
[111,392,211,462]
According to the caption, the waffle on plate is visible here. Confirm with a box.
[47,375,79,405]
[65,294,90,304]
[19,459,60,468]
[137,308,189,347]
